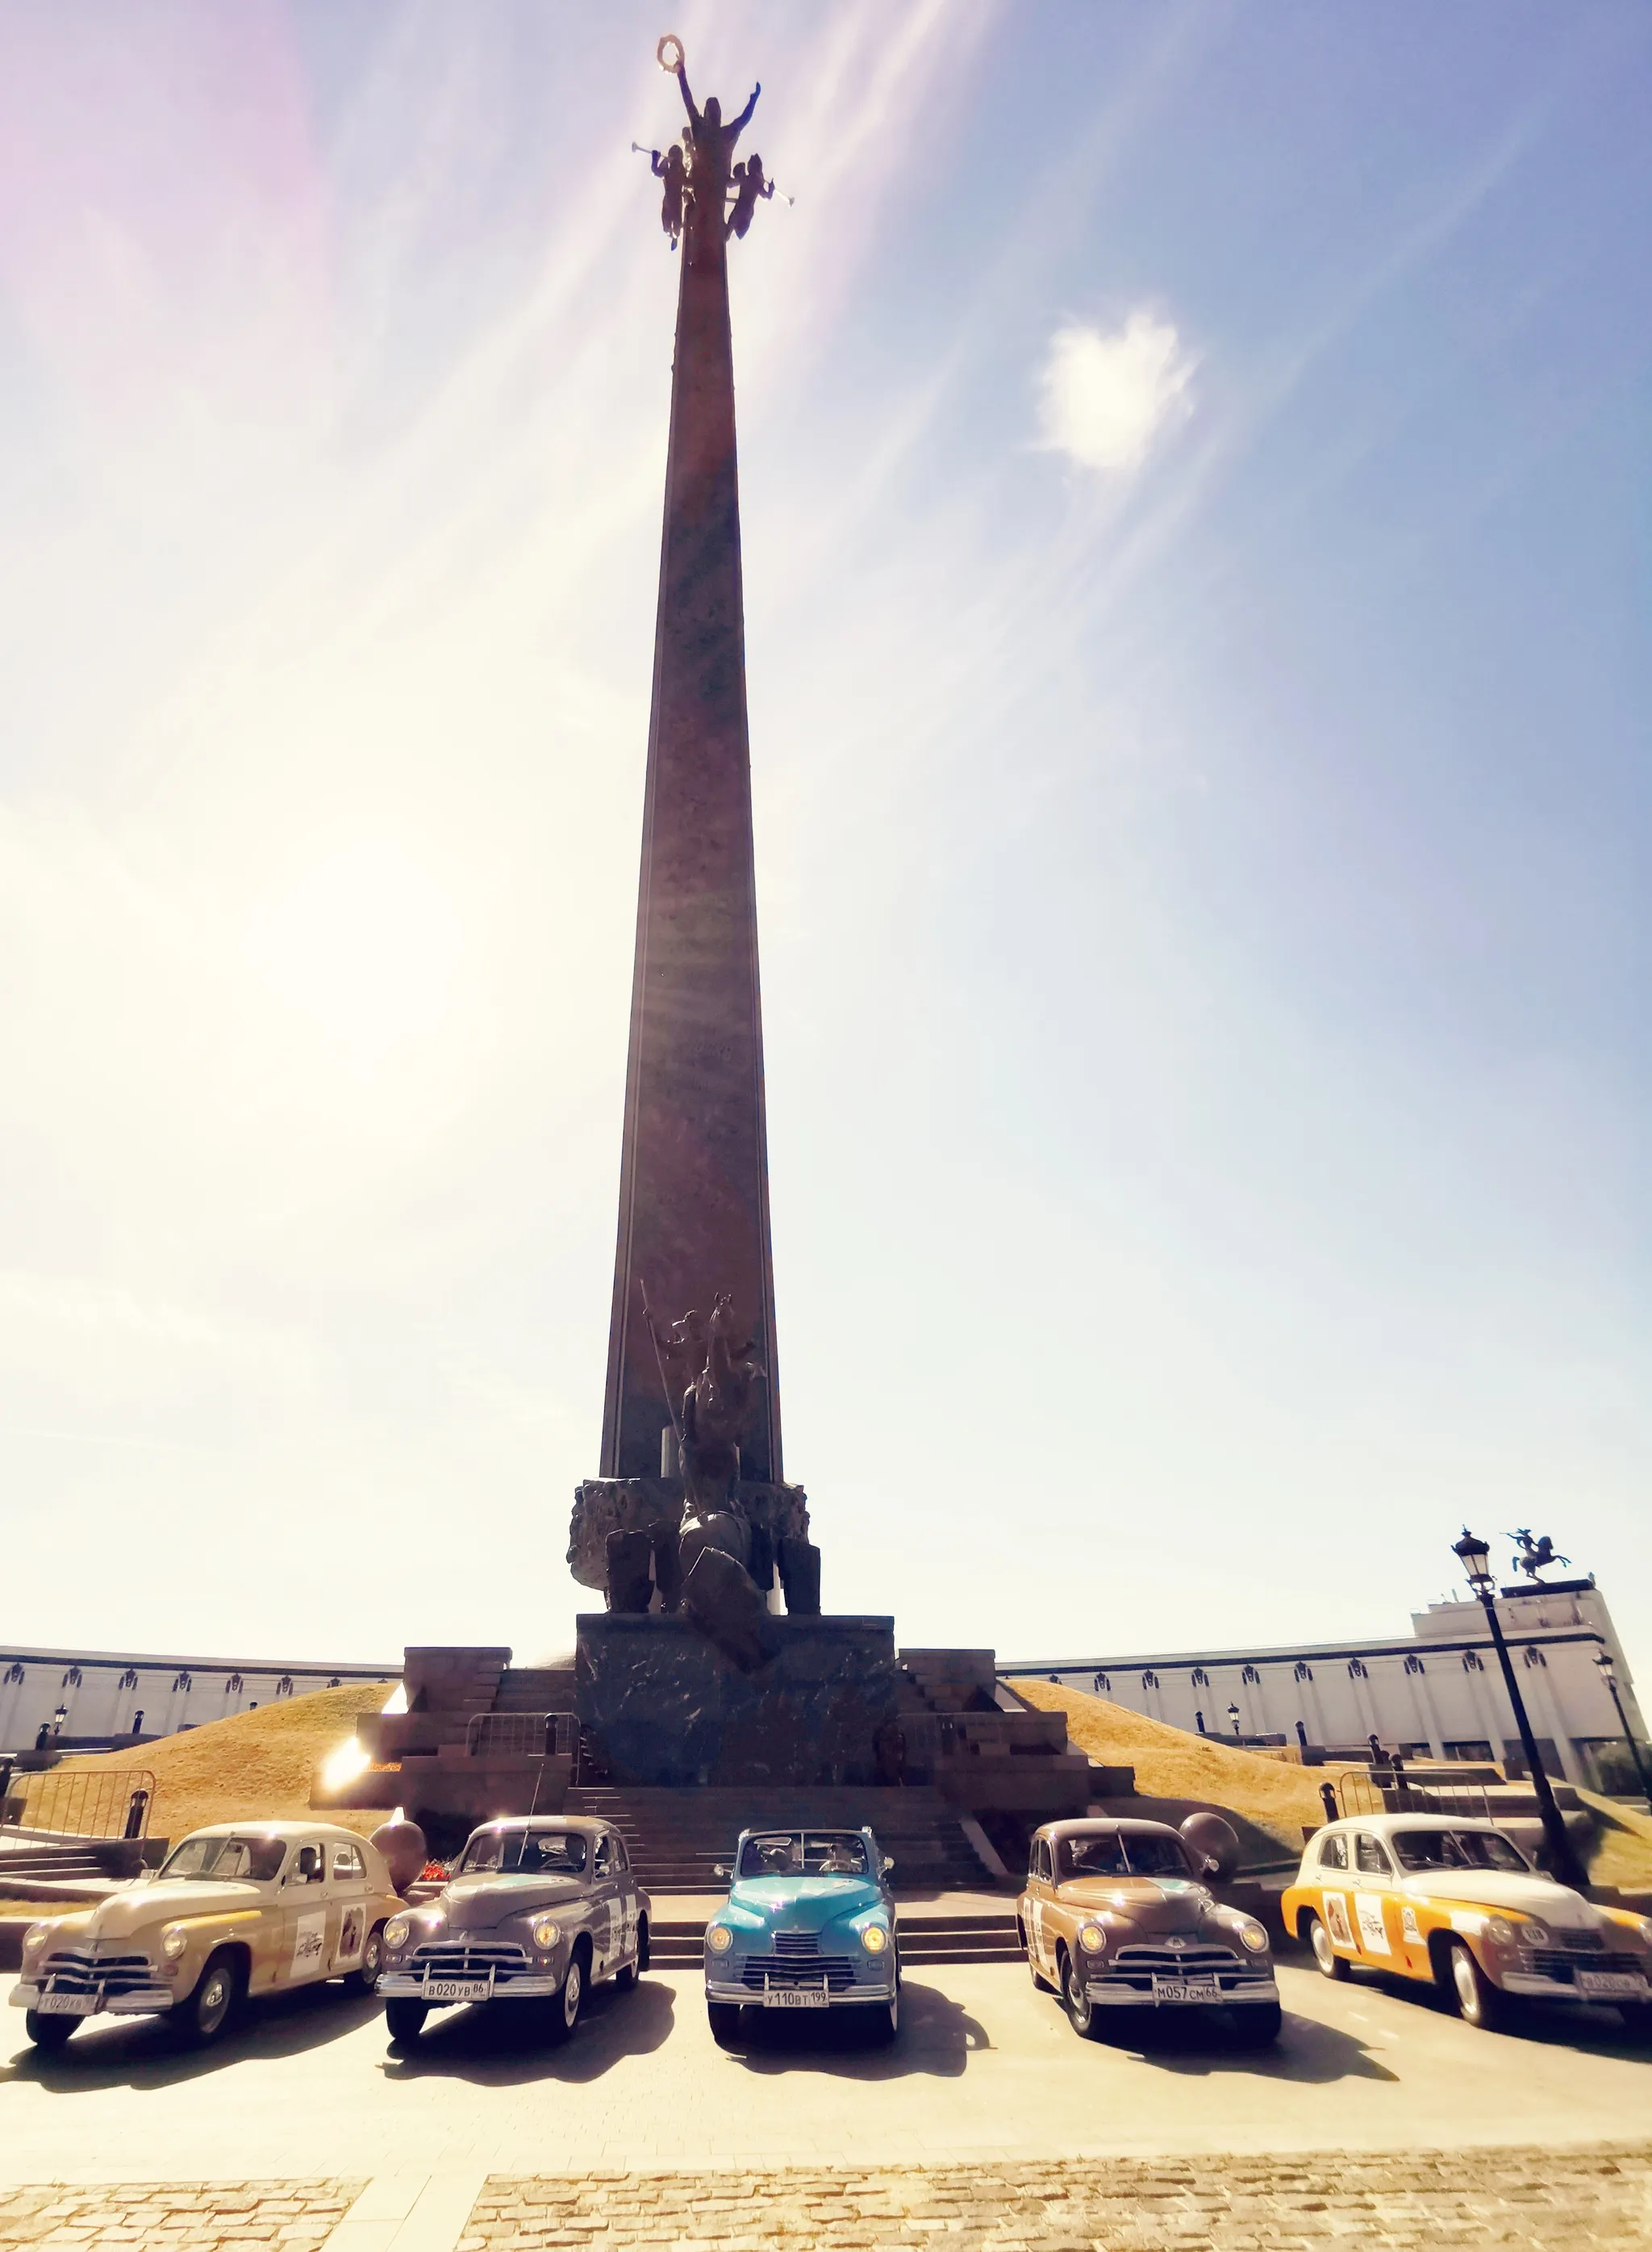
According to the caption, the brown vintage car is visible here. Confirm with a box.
[1019,1816,1281,2045]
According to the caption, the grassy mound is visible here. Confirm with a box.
[1014,1679,1367,1857]
[37,1681,392,1847]
[1579,1789,1652,1892]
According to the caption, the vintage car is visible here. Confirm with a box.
[1283,1813,1652,2035]
[377,1815,649,2045]
[1019,1816,1281,2045]
[9,1819,399,2051]
[703,1825,899,2046]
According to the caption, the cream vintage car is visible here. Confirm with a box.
[9,1820,401,2051]
[1283,1813,1652,2036]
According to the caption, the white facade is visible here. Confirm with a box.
[0,1644,396,1753]
[1004,1581,1646,1790]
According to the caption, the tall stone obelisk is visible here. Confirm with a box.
[600,52,782,1489]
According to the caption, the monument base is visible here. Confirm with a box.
[576,1612,899,1787]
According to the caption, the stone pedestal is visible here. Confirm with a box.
[576,1613,899,1788]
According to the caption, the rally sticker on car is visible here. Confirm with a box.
[290,1912,328,1978]
[1354,1894,1391,1954]
[1321,1891,1354,1949]
[336,1905,365,1970]
[1400,1904,1421,1944]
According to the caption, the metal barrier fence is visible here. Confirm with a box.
[1334,1770,1495,1824]
[464,1712,580,1763]
[0,1766,158,1841]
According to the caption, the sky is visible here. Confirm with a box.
[2,2,1649,1686]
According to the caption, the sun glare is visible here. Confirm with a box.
[243,842,462,1077]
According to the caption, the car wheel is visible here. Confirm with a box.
[866,1990,899,2046]
[345,1924,386,1996]
[1228,2000,1283,2048]
[1617,2001,1652,2043]
[385,1999,429,2045]
[1443,1938,1504,2031]
[1062,1950,1098,2041]
[176,1950,243,2047]
[637,1915,650,1974]
[707,2001,743,2049]
[1306,1915,1350,1983]
[23,2011,77,2053]
[545,1945,586,2045]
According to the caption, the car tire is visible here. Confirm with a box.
[1305,1914,1350,1982]
[176,1949,243,2047]
[866,1991,899,2046]
[344,1924,386,1996]
[707,2001,743,2048]
[23,2010,77,2053]
[1228,2000,1283,2048]
[637,1915,650,1974]
[1617,2001,1652,2043]
[1442,1937,1505,2032]
[385,1999,429,2045]
[1062,1950,1098,2041]
[544,1945,586,2045]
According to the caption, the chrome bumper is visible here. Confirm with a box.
[1502,1971,1650,2000]
[1086,1974,1279,2007]
[705,1975,895,2007]
[377,1971,564,2001]
[10,1979,174,2016]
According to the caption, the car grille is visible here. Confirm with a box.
[736,1932,861,1994]
[1102,1943,1256,1995]
[39,1946,158,1999]
[407,1941,533,1985]
[1537,1928,1604,1954]
[1526,1948,1646,1983]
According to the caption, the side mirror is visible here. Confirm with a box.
[882,1856,895,1874]
[712,1864,730,1878]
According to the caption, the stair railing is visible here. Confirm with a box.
[464,1712,580,1762]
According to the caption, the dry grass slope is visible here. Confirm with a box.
[38,1682,391,1848]
[1014,1679,1365,1854]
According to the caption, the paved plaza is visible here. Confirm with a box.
[3,1963,1650,2246]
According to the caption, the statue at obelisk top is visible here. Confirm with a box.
[569,40,817,1648]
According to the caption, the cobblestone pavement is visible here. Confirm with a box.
[0,2179,364,2250]
[461,2150,1652,2250]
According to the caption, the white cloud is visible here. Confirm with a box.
[1036,311,1195,474]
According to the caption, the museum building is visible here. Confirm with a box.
[0,1645,396,1753]
[1003,1579,1646,1791]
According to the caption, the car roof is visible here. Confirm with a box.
[1039,1819,1183,1843]
[1316,1814,1509,1836]
[466,1815,611,1835]
[181,1820,371,1845]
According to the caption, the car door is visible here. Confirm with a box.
[1026,1836,1056,1977]
[607,1832,640,1964]
[1350,1832,1399,1966]
[1314,1829,1358,1957]
[590,1830,624,1974]
[329,1840,369,1974]
[278,1838,332,1986]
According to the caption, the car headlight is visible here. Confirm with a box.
[1519,1920,1550,1948]
[1078,1923,1108,1953]
[1238,1920,1270,1954]
[384,1915,411,1951]
[705,1923,734,1954]
[22,1923,48,1957]
[860,1924,889,1955]
[161,1924,190,1960]
[1483,1917,1516,1948]
[532,1916,561,1953]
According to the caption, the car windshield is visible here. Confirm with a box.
[1062,1831,1191,1880]
[1391,1828,1530,1874]
[459,1827,588,1877]
[157,1834,287,1883]
[737,1832,870,1878]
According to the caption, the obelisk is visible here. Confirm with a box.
[600,48,782,1488]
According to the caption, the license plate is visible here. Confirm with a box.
[38,1991,98,2016]
[1577,1971,1648,1999]
[1153,1978,1218,2004]
[423,1976,492,2003]
[764,1986,829,2009]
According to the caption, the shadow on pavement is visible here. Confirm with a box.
[721,1979,987,2080]
[1099,2005,1400,2083]
[0,1980,384,2091]
[1329,1965,1652,2061]
[380,1971,676,2085]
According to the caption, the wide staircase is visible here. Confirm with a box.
[646,1903,1021,1970]
[562,1784,992,1896]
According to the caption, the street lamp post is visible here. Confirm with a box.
[1594,1648,1652,1804]
[1227,1702,1241,1740]
[1452,1529,1587,1891]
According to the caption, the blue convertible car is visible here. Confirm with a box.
[703,1827,899,2045]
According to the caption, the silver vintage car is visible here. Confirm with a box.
[376,1815,649,2045]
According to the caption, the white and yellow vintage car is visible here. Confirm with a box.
[9,1820,401,2051]
[1283,1813,1652,2036]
